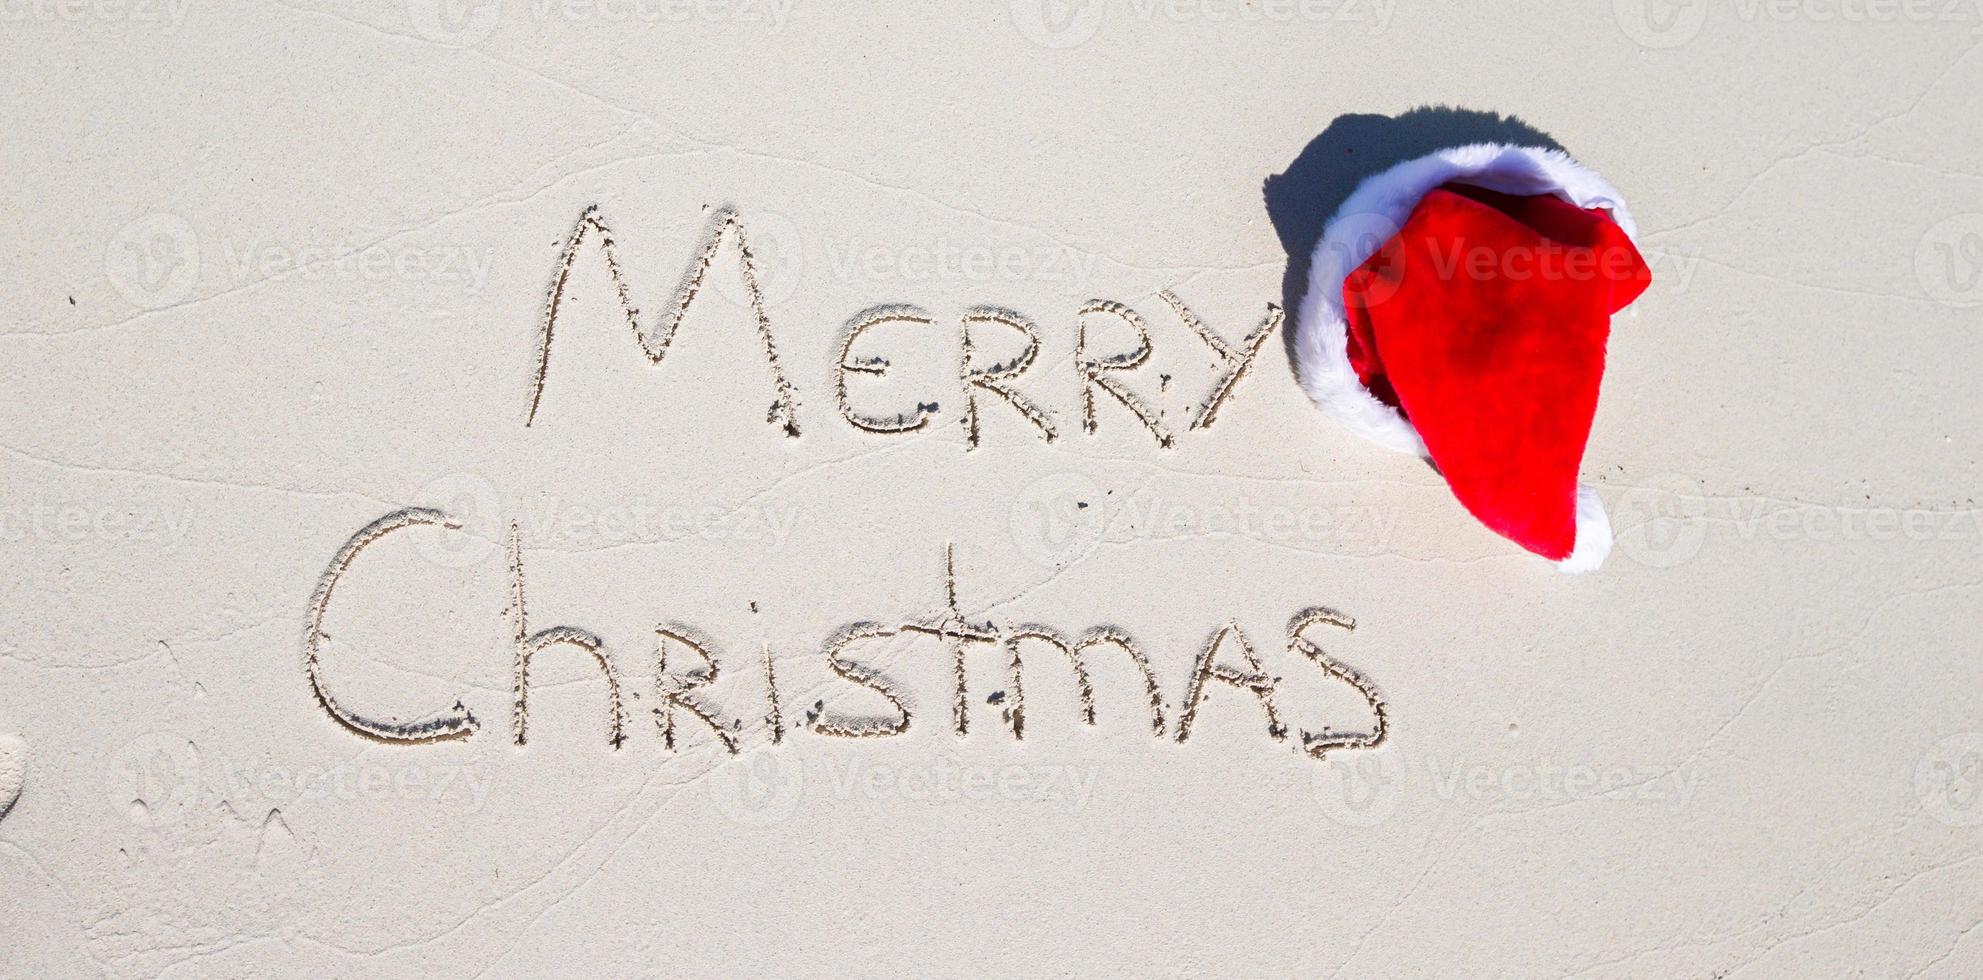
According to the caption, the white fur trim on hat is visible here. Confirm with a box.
[1557,485,1614,574]
[1292,143,1636,572]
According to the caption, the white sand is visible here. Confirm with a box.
[3,2,1982,976]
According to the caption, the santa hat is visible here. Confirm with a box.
[1294,144,1652,573]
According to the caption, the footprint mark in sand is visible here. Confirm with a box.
[0,735,25,822]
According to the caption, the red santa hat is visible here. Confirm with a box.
[1294,144,1652,573]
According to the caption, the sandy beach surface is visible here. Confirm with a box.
[3,2,1981,976]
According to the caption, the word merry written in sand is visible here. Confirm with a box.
[303,509,1387,760]
[525,206,1282,448]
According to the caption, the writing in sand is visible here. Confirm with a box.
[526,206,1282,449]
[303,509,1388,763]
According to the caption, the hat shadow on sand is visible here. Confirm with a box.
[1262,107,1563,380]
